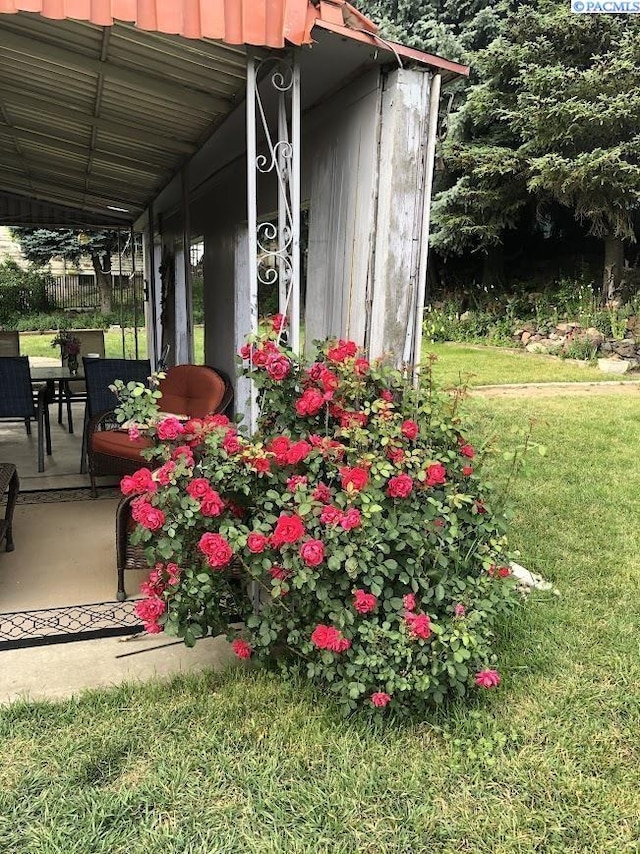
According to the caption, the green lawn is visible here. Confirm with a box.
[1,392,639,852]
[426,342,639,387]
[19,328,205,364]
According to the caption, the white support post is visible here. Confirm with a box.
[246,52,259,433]
[290,53,301,356]
[181,167,194,363]
[142,206,158,367]
[412,71,441,386]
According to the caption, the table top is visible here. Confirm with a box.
[30,366,85,382]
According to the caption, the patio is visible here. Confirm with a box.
[0,357,149,646]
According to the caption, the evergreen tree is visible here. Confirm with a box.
[11,228,122,314]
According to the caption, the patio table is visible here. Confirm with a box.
[30,365,86,435]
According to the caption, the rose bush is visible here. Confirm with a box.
[122,323,522,715]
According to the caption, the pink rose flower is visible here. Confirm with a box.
[271,313,288,333]
[462,465,473,476]
[121,467,156,496]
[299,539,325,566]
[475,669,500,688]
[353,589,377,614]
[320,505,343,526]
[199,490,225,517]
[340,508,362,531]
[403,593,416,611]
[128,425,141,441]
[172,445,195,466]
[454,603,467,617]
[460,442,476,459]
[156,416,185,441]
[312,483,332,503]
[131,498,165,531]
[285,441,312,465]
[287,475,308,491]
[371,692,391,708]
[266,352,291,381]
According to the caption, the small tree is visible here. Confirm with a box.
[11,228,123,314]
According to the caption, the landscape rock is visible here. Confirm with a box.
[598,358,631,375]
[521,331,532,345]
[611,340,637,358]
[583,327,605,346]
[526,342,549,354]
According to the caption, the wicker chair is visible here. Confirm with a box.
[0,357,51,472]
[58,329,106,433]
[87,363,233,497]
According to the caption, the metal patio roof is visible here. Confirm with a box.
[0,2,468,228]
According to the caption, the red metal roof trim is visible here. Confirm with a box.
[0,0,378,47]
[314,18,469,78]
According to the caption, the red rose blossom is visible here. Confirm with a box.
[156,416,185,441]
[199,490,225,517]
[475,669,500,688]
[340,466,369,492]
[387,473,413,499]
[131,498,165,531]
[460,443,476,459]
[121,468,156,496]
[401,419,419,440]
[269,565,291,580]
[299,539,325,566]
[313,483,332,503]
[287,475,308,491]
[371,692,391,708]
[266,352,291,381]
[340,508,362,531]
[271,313,288,333]
[353,589,377,614]
[232,638,252,659]
[311,624,351,652]
[187,478,213,500]
[286,440,312,465]
[155,461,176,485]
[222,432,242,455]
[172,445,195,466]
[295,387,325,417]
[247,532,269,553]
[198,532,233,568]
[271,513,305,547]
[462,465,473,476]
[426,462,446,487]
[405,612,432,640]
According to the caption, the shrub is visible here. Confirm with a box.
[122,322,522,715]
[0,260,51,324]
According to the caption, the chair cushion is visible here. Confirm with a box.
[91,430,153,461]
[159,366,226,418]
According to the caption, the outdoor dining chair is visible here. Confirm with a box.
[0,331,19,357]
[0,356,51,472]
[80,357,151,481]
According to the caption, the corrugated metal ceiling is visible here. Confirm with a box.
[0,11,249,224]
[0,3,468,228]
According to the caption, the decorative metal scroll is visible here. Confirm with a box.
[246,51,301,357]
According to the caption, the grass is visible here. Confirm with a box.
[1,392,639,852]
[425,342,638,387]
[19,331,639,388]
[19,328,205,364]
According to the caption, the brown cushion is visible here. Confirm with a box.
[91,430,153,461]
[158,366,226,418]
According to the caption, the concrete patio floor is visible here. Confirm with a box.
[0,631,236,704]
